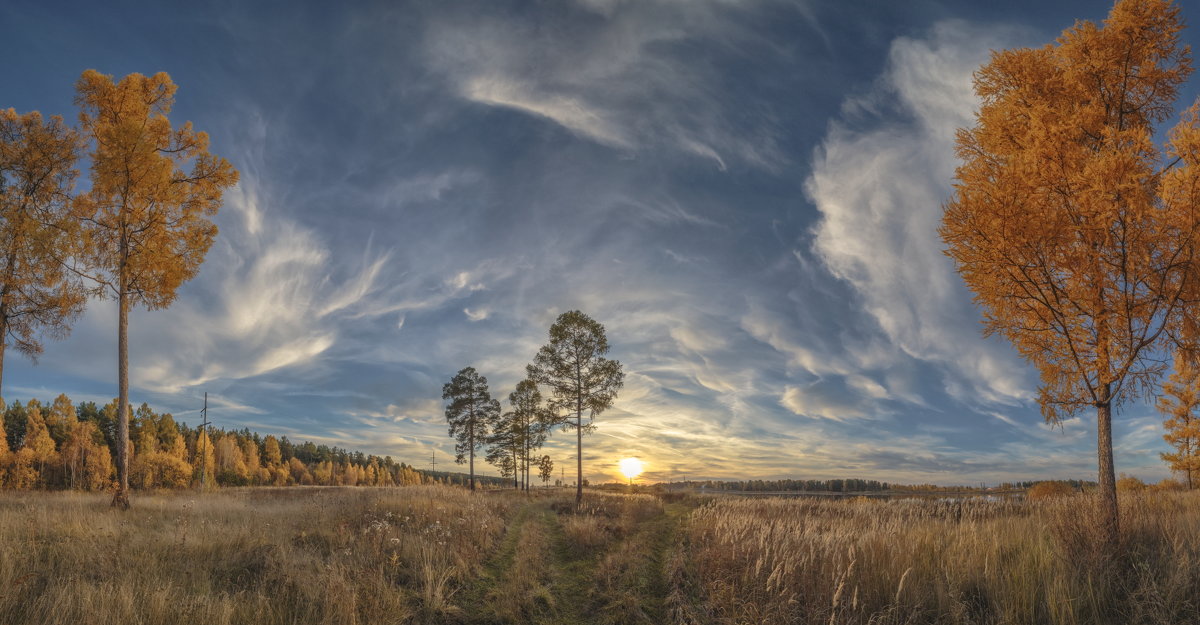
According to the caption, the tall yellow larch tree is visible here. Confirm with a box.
[74,70,238,509]
[1158,353,1200,488]
[263,435,288,484]
[7,448,37,489]
[287,457,311,485]
[0,110,87,401]
[78,422,115,490]
[61,418,98,489]
[263,435,282,466]
[941,0,1200,544]
[240,438,261,484]
[22,405,56,486]
[193,429,216,488]
[312,460,332,485]
[152,423,194,488]
[166,431,188,463]
[214,435,248,484]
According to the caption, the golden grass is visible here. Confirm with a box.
[674,492,1200,625]
[0,486,510,625]
[9,487,1200,624]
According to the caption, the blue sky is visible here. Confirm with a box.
[3,0,1197,484]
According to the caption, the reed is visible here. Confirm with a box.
[673,492,1200,625]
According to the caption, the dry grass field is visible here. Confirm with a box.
[4,486,1200,624]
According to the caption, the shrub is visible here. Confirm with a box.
[1027,480,1075,500]
[1117,474,1147,492]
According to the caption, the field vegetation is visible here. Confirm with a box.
[5,485,1200,624]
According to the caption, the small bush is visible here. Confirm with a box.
[1117,474,1147,492]
[1028,480,1075,500]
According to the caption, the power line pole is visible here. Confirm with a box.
[198,392,209,489]
[430,449,437,474]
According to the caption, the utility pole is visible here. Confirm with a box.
[198,392,209,489]
[430,450,437,474]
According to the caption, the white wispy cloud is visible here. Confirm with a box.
[464,76,633,149]
[463,307,490,322]
[421,0,788,170]
[806,20,1034,407]
[29,121,403,404]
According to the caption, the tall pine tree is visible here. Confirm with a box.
[443,366,499,491]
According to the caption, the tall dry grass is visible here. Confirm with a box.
[0,485,511,625]
[673,492,1200,625]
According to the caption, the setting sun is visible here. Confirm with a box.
[619,457,644,480]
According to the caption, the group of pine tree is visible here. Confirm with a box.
[443,310,624,503]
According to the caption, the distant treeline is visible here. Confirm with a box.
[668,479,1100,493]
[0,395,505,490]
[672,479,891,493]
[983,480,1096,491]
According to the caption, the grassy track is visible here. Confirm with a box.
[455,493,689,625]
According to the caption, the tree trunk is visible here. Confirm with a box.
[468,418,475,492]
[0,261,11,406]
[1096,385,1117,548]
[112,286,130,509]
[0,322,7,406]
[575,407,583,505]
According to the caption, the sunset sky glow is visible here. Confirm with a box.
[5,0,1200,484]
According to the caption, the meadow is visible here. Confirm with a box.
[3,486,1200,624]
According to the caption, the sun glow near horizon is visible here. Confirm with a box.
[619,457,644,482]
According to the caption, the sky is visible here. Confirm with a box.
[3,0,1199,485]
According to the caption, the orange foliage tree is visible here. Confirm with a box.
[941,0,1200,543]
[74,70,238,509]
[1158,353,1200,488]
[23,404,57,486]
[0,109,87,400]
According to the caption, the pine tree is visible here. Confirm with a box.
[443,366,499,491]
[528,311,624,504]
